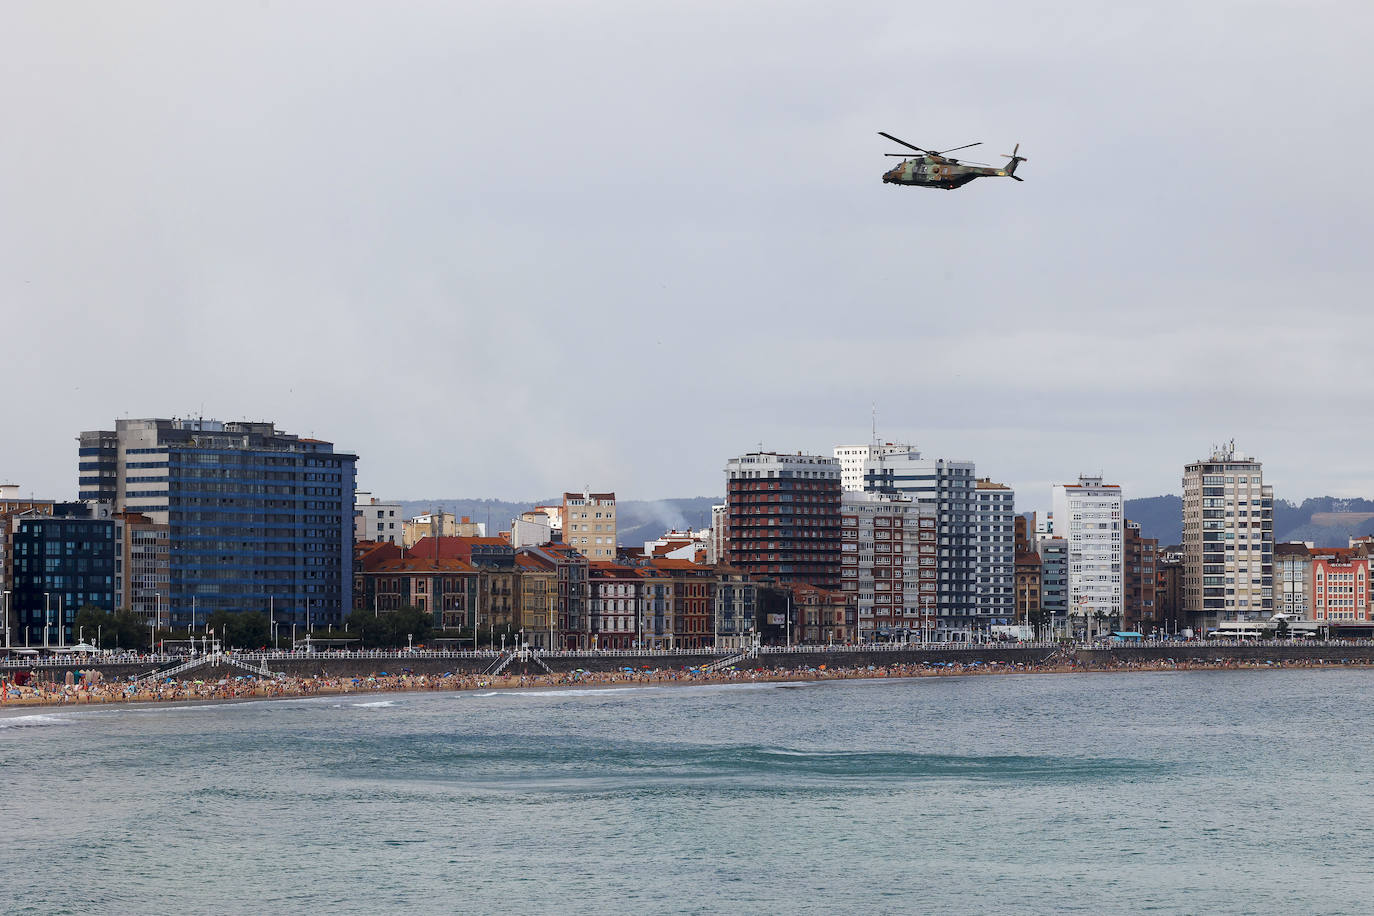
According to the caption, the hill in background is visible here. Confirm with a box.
[1123,495,1374,548]
[389,494,1374,553]
[392,497,719,550]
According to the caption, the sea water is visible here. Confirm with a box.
[4,669,1373,914]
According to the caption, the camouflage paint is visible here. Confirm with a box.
[882,154,1015,190]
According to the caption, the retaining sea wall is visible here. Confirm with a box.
[8,644,1374,685]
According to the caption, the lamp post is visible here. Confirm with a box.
[43,592,50,649]
[787,593,793,648]
[2,590,8,649]
[58,595,65,649]
[154,591,161,654]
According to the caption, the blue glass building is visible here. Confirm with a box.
[11,506,122,646]
[78,419,358,629]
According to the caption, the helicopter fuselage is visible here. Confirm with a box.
[882,155,1011,189]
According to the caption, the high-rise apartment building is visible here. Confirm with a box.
[834,443,918,493]
[861,450,974,628]
[975,479,1016,630]
[1182,443,1274,629]
[1052,475,1124,634]
[860,448,1013,635]
[561,491,617,561]
[840,491,938,641]
[724,452,841,589]
[77,418,358,628]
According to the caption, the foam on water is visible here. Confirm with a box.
[471,682,790,700]
[0,713,75,729]
[350,700,398,708]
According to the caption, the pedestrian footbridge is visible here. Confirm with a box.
[137,652,281,684]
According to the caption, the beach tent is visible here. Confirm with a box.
[1109,631,1145,643]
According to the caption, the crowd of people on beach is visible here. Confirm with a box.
[0,653,1366,709]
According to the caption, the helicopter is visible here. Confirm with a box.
[880,132,1026,190]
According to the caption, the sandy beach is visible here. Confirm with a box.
[2,654,1366,711]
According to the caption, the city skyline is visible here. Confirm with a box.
[3,420,1366,523]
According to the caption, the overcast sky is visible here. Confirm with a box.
[4,1,1373,513]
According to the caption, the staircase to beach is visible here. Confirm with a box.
[137,652,279,684]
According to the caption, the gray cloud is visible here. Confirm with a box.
[3,1,1372,512]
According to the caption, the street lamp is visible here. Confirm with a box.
[43,592,50,649]
[154,591,161,654]
[2,590,9,649]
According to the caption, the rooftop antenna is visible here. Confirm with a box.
[871,402,878,444]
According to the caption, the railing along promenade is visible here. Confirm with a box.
[9,638,1374,670]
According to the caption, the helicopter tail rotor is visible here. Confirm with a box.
[1002,143,1026,180]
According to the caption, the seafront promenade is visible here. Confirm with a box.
[5,640,1374,709]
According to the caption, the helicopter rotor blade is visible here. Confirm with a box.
[884,153,919,157]
[877,131,929,154]
[936,142,981,155]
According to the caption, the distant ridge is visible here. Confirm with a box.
[391,497,719,550]
[1125,495,1374,548]
[386,494,1374,553]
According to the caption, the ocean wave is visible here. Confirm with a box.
[0,713,75,729]
[350,700,398,708]
[468,682,790,700]
[475,686,668,698]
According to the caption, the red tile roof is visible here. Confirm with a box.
[366,557,475,573]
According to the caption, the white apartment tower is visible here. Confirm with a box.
[834,443,918,493]
[840,491,938,641]
[1182,443,1274,629]
[1051,475,1124,633]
